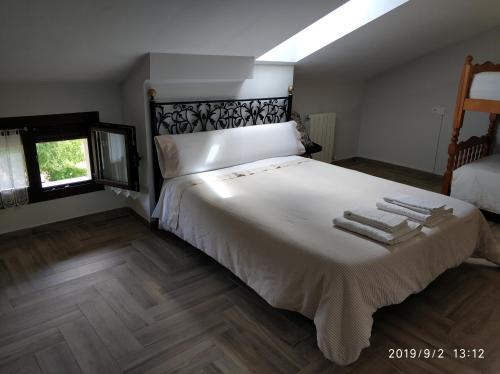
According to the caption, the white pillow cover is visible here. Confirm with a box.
[154,121,305,178]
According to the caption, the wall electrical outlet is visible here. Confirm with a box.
[431,106,445,115]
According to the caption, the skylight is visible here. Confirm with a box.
[257,0,409,63]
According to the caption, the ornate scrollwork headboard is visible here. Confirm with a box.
[148,86,294,203]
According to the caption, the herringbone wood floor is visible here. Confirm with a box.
[1,164,499,373]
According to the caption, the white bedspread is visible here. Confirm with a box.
[153,156,500,365]
[451,153,500,214]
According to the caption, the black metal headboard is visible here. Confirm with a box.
[148,86,294,203]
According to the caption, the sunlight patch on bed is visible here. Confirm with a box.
[206,144,220,163]
[200,173,233,199]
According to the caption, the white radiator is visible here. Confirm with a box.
[308,113,336,163]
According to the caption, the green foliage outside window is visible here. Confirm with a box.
[36,139,89,182]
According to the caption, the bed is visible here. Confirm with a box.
[451,153,500,214]
[148,88,500,365]
[442,56,499,204]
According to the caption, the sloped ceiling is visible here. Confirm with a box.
[1,0,499,83]
[0,0,345,82]
[296,0,500,80]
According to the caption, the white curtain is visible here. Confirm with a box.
[0,130,29,208]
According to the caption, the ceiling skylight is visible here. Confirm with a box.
[257,0,410,63]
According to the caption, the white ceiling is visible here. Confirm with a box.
[1,0,499,83]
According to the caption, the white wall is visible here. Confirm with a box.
[120,56,151,220]
[293,71,365,160]
[152,64,292,101]
[0,82,127,234]
[150,53,255,81]
[121,53,294,221]
[358,26,500,174]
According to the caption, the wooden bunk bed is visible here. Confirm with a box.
[442,55,500,196]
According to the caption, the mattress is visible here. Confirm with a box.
[451,153,500,214]
[153,156,500,365]
[469,72,500,101]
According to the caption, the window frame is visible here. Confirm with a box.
[90,123,140,192]
[0,112,103,204]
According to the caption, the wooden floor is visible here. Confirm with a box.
[0,161,499,374]
[334,157,443,193]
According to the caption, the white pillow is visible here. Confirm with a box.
[154,121,305,178]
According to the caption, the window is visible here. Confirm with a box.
[0,112,139,204]
[91,123,140,191]
[36,138,92,188]
[257,0,409,63]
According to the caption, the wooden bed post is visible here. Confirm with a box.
[286,85,294,121]
[441,56,474,195]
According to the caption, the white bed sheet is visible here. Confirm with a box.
[153,156,500,365]
[451,153,500,214]
[469,72,500,101]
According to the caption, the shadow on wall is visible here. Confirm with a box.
[292,72,365,161]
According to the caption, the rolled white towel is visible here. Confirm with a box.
[377,201,452,227]
[383,193,453,216]
[333,217,422,245]
[344,207,408,233]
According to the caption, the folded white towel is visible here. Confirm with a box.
[383,193,453,216]
[333,217,422,245]
[376,201,452,227]
[344,207,408,233]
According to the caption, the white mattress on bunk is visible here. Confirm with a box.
[451,153,500,214]
[469,72,500,101]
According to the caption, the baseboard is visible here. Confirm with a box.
[358,155,443,176]
[335,156,442,179]
[129,208,157,229]
[331,156,363,166]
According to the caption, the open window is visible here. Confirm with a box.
[1,112,140,204]
[91,123,140,192]
[36,138,93,188]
